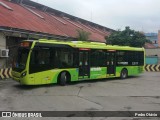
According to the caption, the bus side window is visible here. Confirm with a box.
[73,51,78,67]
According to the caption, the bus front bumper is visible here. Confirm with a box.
[11,71,35,85]
[12,76,20,82]
[11,71,21,83]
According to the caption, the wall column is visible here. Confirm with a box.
[158,30,160,47]
[0,32,6,68]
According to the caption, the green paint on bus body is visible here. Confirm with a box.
[12,66,144,85]
[12,39,145,85]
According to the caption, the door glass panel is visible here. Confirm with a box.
[107,52,116,74]
[78,51,90,78]
[79,52,83,66]
[84,52,88,66]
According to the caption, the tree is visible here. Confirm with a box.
[77,29,91,41]
[105,26,150,47]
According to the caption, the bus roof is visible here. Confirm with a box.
[25,39,144,51]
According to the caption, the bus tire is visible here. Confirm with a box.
[120,69,128,79]
[59,72,70,86]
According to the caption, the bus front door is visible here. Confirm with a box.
[107,51,116,75]
[78,51,90,79]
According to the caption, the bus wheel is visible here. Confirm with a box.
[59,72,68,86]
[120,69,128,79]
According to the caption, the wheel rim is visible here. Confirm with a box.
[121,69,127,79]
[64,75,67,82]
[60,72,67,85]
[122,72,126,78]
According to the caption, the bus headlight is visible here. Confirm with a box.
[21,71,27,77]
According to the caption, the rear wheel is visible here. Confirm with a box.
[120,69,128,79]
[59,72,71,86]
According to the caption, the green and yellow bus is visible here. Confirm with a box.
[12,39,145,85]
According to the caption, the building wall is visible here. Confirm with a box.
[145,48,160,64]
[145,56,158,64]
[6,36,24,68]
[0,32,6,68]
[1,33,33,68]
[145,33,158,47]
[158,30,160,47]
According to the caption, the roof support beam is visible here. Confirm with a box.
[21,5,44,19]
[0,1,13,11]
[0,27,74,40]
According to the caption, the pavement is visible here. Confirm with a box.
[0,72,160,120]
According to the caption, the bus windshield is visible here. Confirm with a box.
[13,48,29,72]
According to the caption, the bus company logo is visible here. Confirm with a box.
[91,67,102,71]
[2,112,11,117]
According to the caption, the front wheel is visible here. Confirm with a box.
[120,69,128,79]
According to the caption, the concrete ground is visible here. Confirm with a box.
[0,72,160,120]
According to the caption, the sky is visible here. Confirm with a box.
[32,0,160,33]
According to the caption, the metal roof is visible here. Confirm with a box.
[0,0,114,42]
